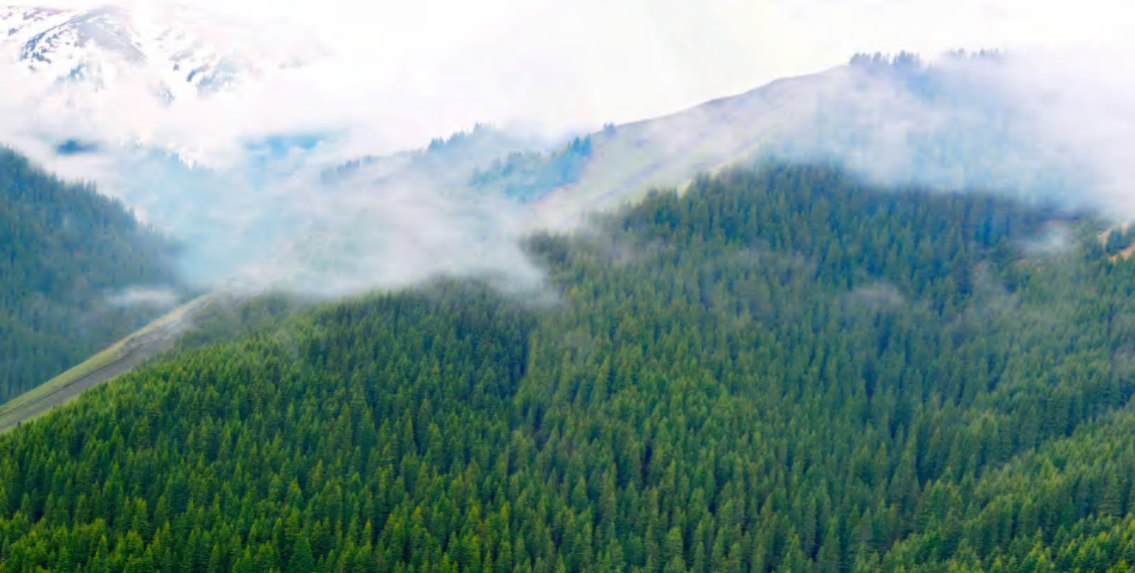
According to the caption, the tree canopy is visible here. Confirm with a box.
[2,162,1135,573]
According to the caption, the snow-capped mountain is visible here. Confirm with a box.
[0,3,325,100]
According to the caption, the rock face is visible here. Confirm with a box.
[0,3,323,100]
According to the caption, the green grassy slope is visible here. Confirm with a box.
[0,293,230,433]
[530,70,840,222]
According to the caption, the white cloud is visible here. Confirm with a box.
[786,0,1132,56]
[106,285,182,308]
[3,0,1133,299]
[184,0,1135,130]
[5,0,1127,158]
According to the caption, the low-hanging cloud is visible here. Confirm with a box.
[1000,47,1135,218]
[3,0,1135,303]
[106,285,183,308]
[0,1,569,299]
[751,47,1135,224]
[0,75,551,300]
[206,172,547,298]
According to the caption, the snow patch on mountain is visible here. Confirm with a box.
[0,3,326,100]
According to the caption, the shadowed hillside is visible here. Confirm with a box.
[0,146,185,403]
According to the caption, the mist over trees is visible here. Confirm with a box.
[2,163,1135,573]
[470,136,594,202]
[323,124,537,186]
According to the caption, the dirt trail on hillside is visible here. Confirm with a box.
[0,335,180,433]
[0,292,241,433]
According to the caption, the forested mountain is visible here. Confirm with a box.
[0,146,182,403]
[2,162,1135,573]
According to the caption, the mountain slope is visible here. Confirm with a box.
[487,53,1068,221]
[1,163,1133,573]
[0,145,183,403]
[484,69,828,216]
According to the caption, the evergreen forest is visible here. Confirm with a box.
[4,162,1135,573]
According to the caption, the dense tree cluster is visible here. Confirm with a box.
[323,124,530,187]
[0,147,181,403]
[848,51,926,71]
[469,136,593,202]
[848,50,1003,70]
[3,163,1135,573]
[1103,227,1135,257]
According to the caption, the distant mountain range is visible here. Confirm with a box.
[0,4,323,99]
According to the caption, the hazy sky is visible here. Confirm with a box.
[218,0,1135,127]
[13,0,1131,141]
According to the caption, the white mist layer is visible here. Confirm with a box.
[213,177,546,298]
[753,50,1135,222]
[2,2,1135,300]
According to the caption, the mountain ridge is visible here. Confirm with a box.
[516,53,1066,221]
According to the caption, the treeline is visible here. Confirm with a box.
[3,163,1135,573]
[322,124,537,188]
[0,147,182,403]
[469,136,593,202]
[848,49,1003,71]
